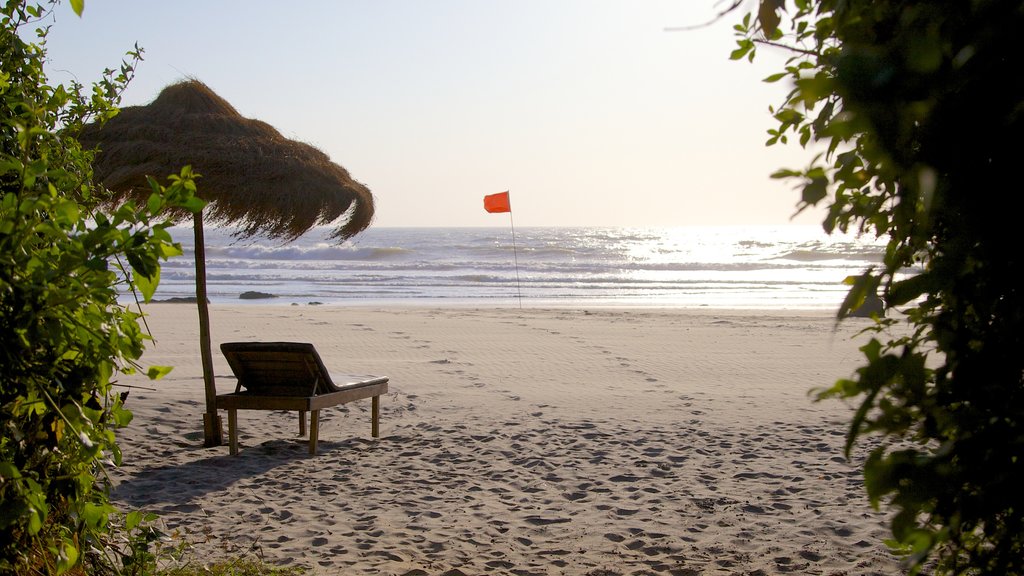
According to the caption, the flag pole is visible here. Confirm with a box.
[483,190,522,309]
[508,209,522,310]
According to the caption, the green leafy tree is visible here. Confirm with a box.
[731,0,1023,573]
[1,1,202,573]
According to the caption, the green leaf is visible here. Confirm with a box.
[888,273,930,306]
[773,108,803,125]
[0,158,22,175]
[146,192,163,214]
[770,168,801,179]
[146,365,174,380]
[158,241,183,259]
[151,226,174,243]
[134,268,160,302]
[730,40,754,61]
[53,200,79,226]
[125,510,144,531]
[795,73,834,107]
[70,0,85,16]
[82,503,113,529]
[845,377,882,459]
[26,505,43,535]
[55,540,79,574]
[182,196,206,213]
[146,175,162,194]
[0,462,22,479]
[110,404,134,427]
[838,272,881,318]
[863,447,893,507]
[801,176,828,205]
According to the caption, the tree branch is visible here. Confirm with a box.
[753,37,820,58]
[663,0,743,32]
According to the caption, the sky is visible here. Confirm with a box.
[39,1,824,228]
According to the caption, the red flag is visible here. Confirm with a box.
[484,191,511,213]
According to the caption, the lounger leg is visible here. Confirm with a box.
[299,411,306,437]
[309,410,319,455]
[372,395,380,438]
[228,409,239,456]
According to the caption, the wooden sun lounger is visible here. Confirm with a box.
[216,342,388,455]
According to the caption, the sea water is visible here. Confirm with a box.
[147,225,887,310]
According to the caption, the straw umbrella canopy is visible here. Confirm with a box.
[79,80,375,446]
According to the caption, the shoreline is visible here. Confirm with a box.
[114,305,900,575]
[138,298,852,313]
[138,292,858,312]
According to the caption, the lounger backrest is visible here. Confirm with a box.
[220,342,337,396]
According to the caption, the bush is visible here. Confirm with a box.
[733,1,1024,574]
[1,1,201,573]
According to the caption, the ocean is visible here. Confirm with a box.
[147,225,887,311]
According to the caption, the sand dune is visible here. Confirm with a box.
[111,305,901,575]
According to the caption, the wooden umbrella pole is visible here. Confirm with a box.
[195,211,222,446]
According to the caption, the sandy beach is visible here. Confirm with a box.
[111,304,902,575]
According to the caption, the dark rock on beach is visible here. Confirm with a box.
[239,291,277,300]
[153,296,206,304]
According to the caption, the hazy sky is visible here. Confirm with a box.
[41,1,823,228]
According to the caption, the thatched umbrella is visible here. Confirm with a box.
[80,80,375,447]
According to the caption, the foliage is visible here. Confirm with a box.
[156,560,308,576]
[111,517,307,576]
[1,1,202,573]
[732,0,1024,574]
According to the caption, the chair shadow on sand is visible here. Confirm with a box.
[112,430,383,510]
